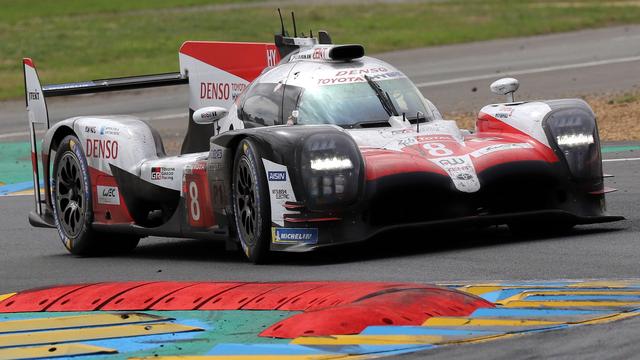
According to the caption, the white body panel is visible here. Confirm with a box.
[72,116,159,175]
[480,102,553,147]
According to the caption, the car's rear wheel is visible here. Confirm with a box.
[52,135,139,256]
[232,139,271,263]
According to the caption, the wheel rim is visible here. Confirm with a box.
[55,152,85,238]
[235,156,258,246]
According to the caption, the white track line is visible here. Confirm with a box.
[416,55,640,88]
[0,131,35,140]
[603,157,640,162]
[144,113,186,121]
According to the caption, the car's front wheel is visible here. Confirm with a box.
[232,139,271,263]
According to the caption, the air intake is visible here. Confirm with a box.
[329,45,365,61]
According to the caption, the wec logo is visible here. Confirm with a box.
[96,185,120,205]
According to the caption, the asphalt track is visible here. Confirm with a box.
[0,25,639,358]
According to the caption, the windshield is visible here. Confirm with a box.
[296,77,433,127]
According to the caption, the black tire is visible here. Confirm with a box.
[51,135,139,256]
[232,139,271,263]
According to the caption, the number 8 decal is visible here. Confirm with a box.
[189,181,200,221]
[423,142,453,157]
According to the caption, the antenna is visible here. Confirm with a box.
[291,12,297,37]
[277,8,285,35]
[310,29,313,38]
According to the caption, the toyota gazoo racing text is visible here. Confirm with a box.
[24,19,623,263]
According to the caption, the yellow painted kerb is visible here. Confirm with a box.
[423,317,562,327]
[0,293,15,303]
[292,334,446,345]
[129,356,358,360]
[0,313,168,334]
[497,290,640,305]
[0,343,116,360]
[502,300,640,308]
[0,322,201,348]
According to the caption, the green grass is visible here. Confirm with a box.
[1,0,640,100]
[609,92,640,105]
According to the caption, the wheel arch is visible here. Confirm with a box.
[42,122,78,209]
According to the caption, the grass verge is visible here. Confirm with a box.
[444,91,640,142]
[2,1,640,100]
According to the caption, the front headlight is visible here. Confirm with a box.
[300,133,361,207]
[545,107,601,180]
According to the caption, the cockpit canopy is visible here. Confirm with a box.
[237,56,442,128]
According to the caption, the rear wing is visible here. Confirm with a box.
[22,58,188,222]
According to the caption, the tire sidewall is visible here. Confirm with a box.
[51,135,94,254]
[232,139,271,262]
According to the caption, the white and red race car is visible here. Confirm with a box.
[24,22,622,262]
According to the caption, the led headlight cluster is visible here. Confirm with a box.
[300,133,361,207]
[545,108,601,180]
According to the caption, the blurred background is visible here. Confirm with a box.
[1,0,639,168]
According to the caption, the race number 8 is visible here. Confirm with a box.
[423,142,453,156]
[189,181,200,221]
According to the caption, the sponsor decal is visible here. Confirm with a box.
[97,185,120,205]
[291,53,312,61]
[28,91,39,100]
[208,162,225,171]
[84,126,96,133]
[210,148,223,159]
[86,139,118,159]
[151,167,175,181]
[468,137,503,142]
[313,47,328,60]
[391,128,415,135]
[416,135,454,143]
[272,227,319,244]
[456,173,473,181]
[266,48,278,66]
[263,159,297,226]
[335,67,389,76]
[430,154,480,193]
[200,82,230,100]
[211,180,226,209]
[470,143,534,158]
[316,67,405,86]
[200,82,247,101]
[271,189,290,200]
[397,137,417,148]
[268,171,286,181]
[99,126,120,136]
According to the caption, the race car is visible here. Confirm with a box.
[24,19,623,262]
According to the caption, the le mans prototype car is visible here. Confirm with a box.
[25,19,622,262]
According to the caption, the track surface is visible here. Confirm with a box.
[0,26,639,358]
[1,150,637,293]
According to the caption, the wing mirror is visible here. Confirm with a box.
[490,78,519,103]
[193,106,228,124]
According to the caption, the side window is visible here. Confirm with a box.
[282,85,304,124]
[239,83,284,127]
